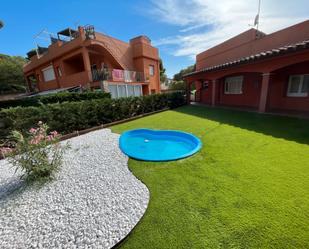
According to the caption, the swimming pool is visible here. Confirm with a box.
[119,129,202,161]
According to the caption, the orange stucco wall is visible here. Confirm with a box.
[216,73,262,109]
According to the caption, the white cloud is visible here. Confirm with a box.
[149,0,309,58]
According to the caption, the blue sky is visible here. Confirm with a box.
[0,0,308,77]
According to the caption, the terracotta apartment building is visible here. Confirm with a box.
[23,26,160,98]
[184,20,309,115]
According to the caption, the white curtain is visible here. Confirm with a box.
[127,85,135,97]
[118,85,127,98]
[108,84,142,98]
[108,85,118,98]
[42,65,56,82]
[134,85,142,96]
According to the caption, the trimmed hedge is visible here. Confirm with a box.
[0,92,185,139]
[0,91,111,109]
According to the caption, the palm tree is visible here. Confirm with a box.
[0,20,4,29]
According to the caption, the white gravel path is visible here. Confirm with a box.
[0,129,149,249]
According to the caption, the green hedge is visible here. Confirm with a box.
[0,92,185,139]
[0,91,111,109]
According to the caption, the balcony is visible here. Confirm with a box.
[92,68,148,83]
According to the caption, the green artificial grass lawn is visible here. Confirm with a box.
[112,105,309,249]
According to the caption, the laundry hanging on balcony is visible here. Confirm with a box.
[112,69,124,81]
[124,70,132,82]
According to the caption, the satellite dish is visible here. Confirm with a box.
[0,20,4,29]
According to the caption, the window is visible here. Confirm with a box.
[202,81,209,90]
[287,75,309,97]
[127,85,135,97]
[108,84,142,98]
[118,85,127,98]
[42,65,56,82]
[134,85,142,96]
[224,76,243,94]
[108,85,118,98]
[57,66,62,77]
[149,65,155,76]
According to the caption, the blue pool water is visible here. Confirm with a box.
[119,129,202,161]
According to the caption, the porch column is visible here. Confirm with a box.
[195,80,202,102]
[82,47,93,82]
[211,79,217,107]
[258,73,271,113]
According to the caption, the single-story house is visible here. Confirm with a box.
[184,20,309,115]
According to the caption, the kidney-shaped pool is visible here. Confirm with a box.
[119,129,202,161]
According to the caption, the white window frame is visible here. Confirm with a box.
[149,65,155,76]
[287,74,308,97]
[224,76,243,94]
[41,65,56,82]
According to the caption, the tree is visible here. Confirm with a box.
[169,80,186,91]
[159,58,168,84]
[173,64,195,81]
[0,54,27,93]
[168,64,196,91]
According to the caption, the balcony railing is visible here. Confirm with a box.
[92,68,148,83]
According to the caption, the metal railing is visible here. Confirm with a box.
[92,68,148,83]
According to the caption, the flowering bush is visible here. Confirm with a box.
[0,146,13,158]
[7,121,69,182]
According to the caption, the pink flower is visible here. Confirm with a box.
[50,131,58,137]
[0,147,13,154]
[29,128,37,134]
[46,135,53,141]
[30,134,44,145]
[30,139,39,145]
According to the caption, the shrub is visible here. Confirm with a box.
[7,121,69,182]
[0,91,111,109]
[0,92,186,138]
